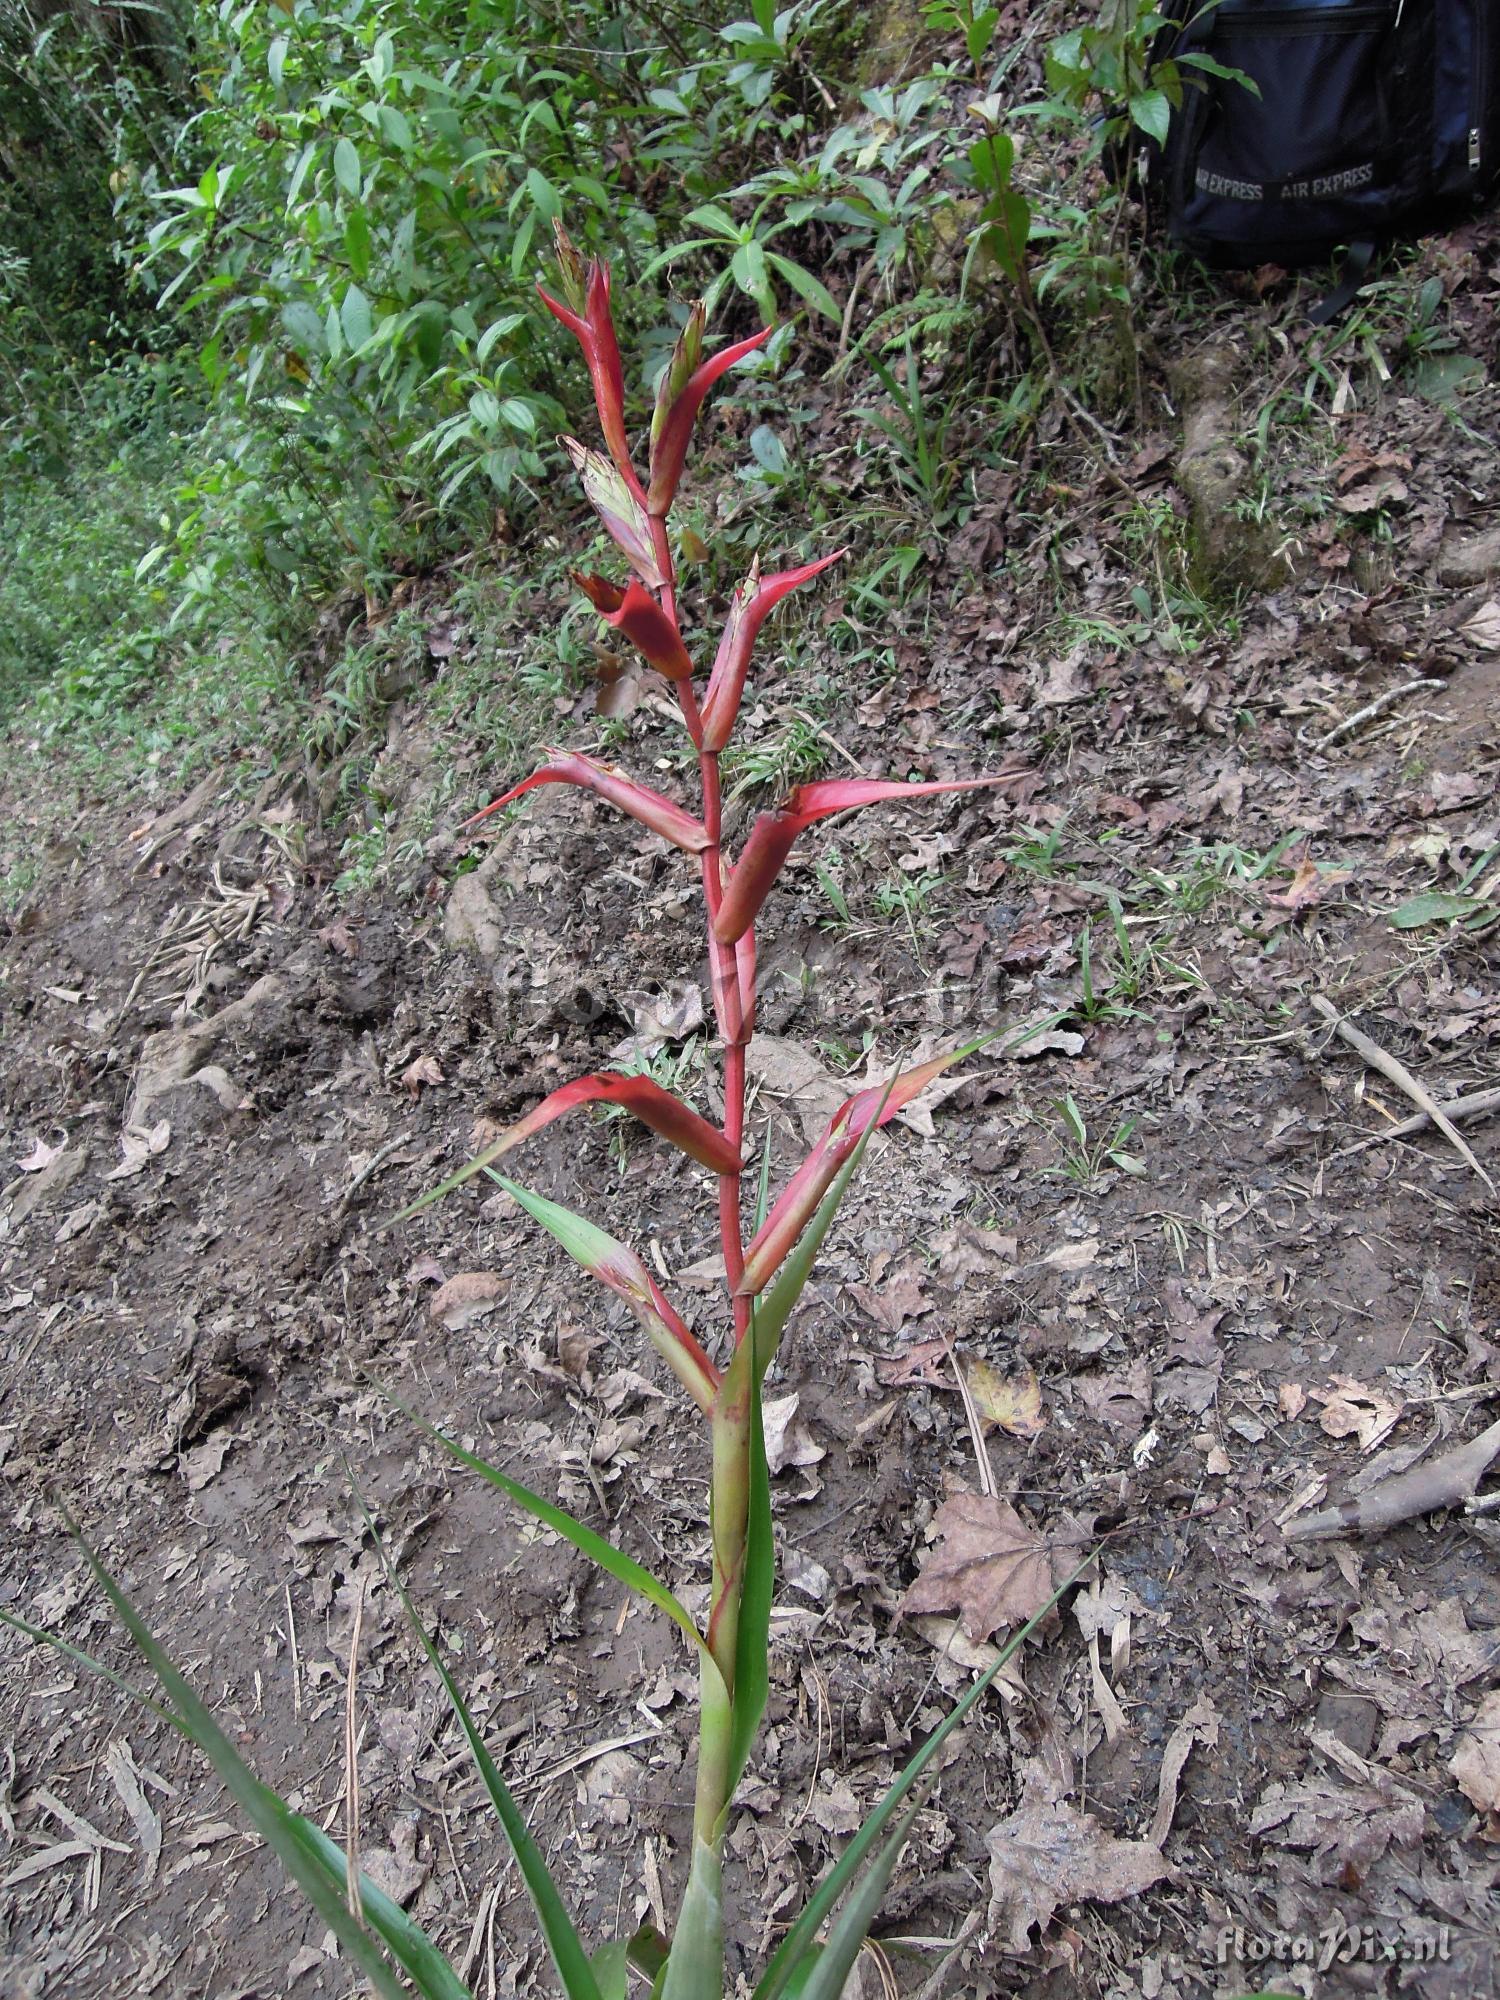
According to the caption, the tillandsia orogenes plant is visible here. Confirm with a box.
[0,227,1082,2000]
[390,224,1015,1995]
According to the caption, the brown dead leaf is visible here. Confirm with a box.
[400,1054,445,1098]
[106,1119,171,1182]
[986,1796,1171,1954]
[1460,600,1500,651]
[903,1492,1078,1643]
[763,1393,824,1475]
[1264,854,1351,912]
[877,1336,951,1388]
[965,1356,1045,1439]
[1451,1690,1500,1816]
[1313,1376,1404,1452]
[846,1271,932,1335]
[428,1272,510,1330]
[17,1134,66,1173]
[928,1221,1018,1280]
[1279,1381,1309,1421]
[317,920,361,959]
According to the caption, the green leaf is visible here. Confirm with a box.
[356,1493,603,2000]
[719,1307,774,1827]
[281,299,326,354]
[526,166,561,219]
[378,104,413,151]
[476,312,526,364]
[267,33,288,88]
[285,1816,474,1999]
[753,1539,1098,2000]
[65,1522,411,2000]
[341,282,373,351]
[382,1387,722,1682]
[1128,88,1171,146]
[1390,891,1491,929]
[765,253,840,324]
[333,136,362,197]
[590,1942,629,2000]
[731,237,769,302]
[658,1840,724,2000]
[791,1797,925,2000]
[344,206,372,279]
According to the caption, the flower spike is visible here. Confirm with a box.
[465,750,709,853]
[700,552,847,752]
[538,223,641,498]
[574,572,694,679]
[713,777,1004,944]
[648,320,774,518]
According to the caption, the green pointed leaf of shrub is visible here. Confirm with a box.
[1390,890,1491,929]
[385,1389,724,1697]
[357,1491,603,2000]
[62,1521,411,2000]
[752,1543,1099,2000]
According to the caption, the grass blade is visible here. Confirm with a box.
[790,1796,925,2000]
[356,1489,604,2000]
[752,1545,1098,2000]
[385,1387,723,1693]
[286,1815,473,1999]
[63,1520,412,2000]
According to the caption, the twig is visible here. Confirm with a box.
[1306,677,1444,753]
[1310,995,1495,1193]
[1333,1084,1500,1161]
[1286,1414,1500,1540]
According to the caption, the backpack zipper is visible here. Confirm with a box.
[1215,4,1392,29]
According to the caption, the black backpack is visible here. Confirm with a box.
[1149,0,1499,301]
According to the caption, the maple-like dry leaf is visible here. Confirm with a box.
[965,1356,1045,1439]
[1314,1375,1404,1452]
[428,1272,510,1330]
[1451,1689,1500,1815]
[986,1798,1172,1954]
[1264,856,1351,911]
[903,1493,1071,1643]
[17,1135,66,1174]
[763,1391,825,1475]
[401,1054,445,1098]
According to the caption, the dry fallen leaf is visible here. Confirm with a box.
[17,1135,66,1174]
[903,1492,1079,1643]
[1451,1689,1500,1816]
[1314,1375,1404,1452]
[428,1272,510,1329]
[106,1119,172,1181]
[1459,599,1500,651]
[763,1392,824,1475]
[1264,855,1351,911]
[964,1356,1045,1439]
[986,1796,1172,1953]
[400,1054,445,1098]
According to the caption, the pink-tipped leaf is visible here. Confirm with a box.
[537,225,641,500]
[713,776,1003,944]
[700,552,846,752]
[736,1040,991,1297]
[562,438,663,587]
[464,751,709,854]
[452,1072,744,1181]
[647,323,773,517]
[498,1177,720,1416]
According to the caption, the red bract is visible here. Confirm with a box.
[736,1042,989,1296]
[464,750,709,853]
[713,777,1003,944]
[562,438,664,588]
[463,1072,744,1178]
[648,321,773,518]
[537,227,640,500]
[574,572,693,679]
[699,552,847,753]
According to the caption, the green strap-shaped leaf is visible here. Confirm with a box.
[719,1306,774,1832]
[753,1544,1099,2000]
[286,1815,474,1999]
[62,1520,411,2000]
[790,1795,925,2000]
[358,1493,604,2000]
[385,1389,725,1700]
[657,1839,725,2000]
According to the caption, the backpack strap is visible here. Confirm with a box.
[1307,239,1377,326]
